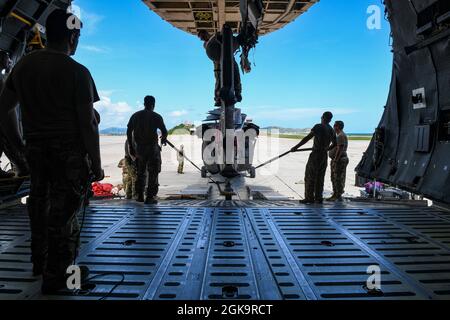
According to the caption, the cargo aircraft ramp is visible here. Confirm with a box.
[1,200,450,300]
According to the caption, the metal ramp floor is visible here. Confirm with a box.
[1,200,450,300]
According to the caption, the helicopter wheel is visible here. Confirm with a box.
[201,166,208,178]
[249,167,256,179]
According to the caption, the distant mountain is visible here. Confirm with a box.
[100,127,127,135]
[262,126,311,134]
[168,123,195,135]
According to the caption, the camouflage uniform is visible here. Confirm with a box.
[329,131,349,198]
[177,148,185,174]
[26,138,89,280]
[177,162,184,174]
[118,157,137,199]
[331,156,349,198]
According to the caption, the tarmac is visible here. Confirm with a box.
[0,134,370,200]
[97,134,370,200]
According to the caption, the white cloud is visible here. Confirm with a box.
[80,45,109,53]
[169,110,188,117]
[94,91,135,128]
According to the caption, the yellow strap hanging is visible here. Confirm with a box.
[10,12,32,26]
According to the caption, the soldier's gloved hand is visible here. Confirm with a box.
[290,147,298,153]
[161,138,168,146]
[92,168,105,182]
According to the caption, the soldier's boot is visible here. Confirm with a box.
[299,199,314,205]
[145,196,158,205]
[326,195,338,202]
[135,173,145,202]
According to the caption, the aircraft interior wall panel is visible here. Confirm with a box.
[358,0,450,203]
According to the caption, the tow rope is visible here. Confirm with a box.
[255,148,313,169]
[166,140,314,198]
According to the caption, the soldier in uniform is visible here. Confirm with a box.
[327,121,349,202]
[118,140,137,199]
[198,30,242,106]
[127,96,168,205]
[0,10,103,294]
[177,145,185,174]
[291,112,336,204]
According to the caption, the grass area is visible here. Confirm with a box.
[347,136,373,141]
[168,130,191,136]
[263,134,372,141]
[168,124,195,135]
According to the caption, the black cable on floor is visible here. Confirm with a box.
[72,179,126,301]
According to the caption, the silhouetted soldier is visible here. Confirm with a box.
[127,96,168,204]
[0,10,103,294]
[198,30,242,106]
[291,112,336,204]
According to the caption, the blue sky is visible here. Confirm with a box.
[73,0,392,133]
